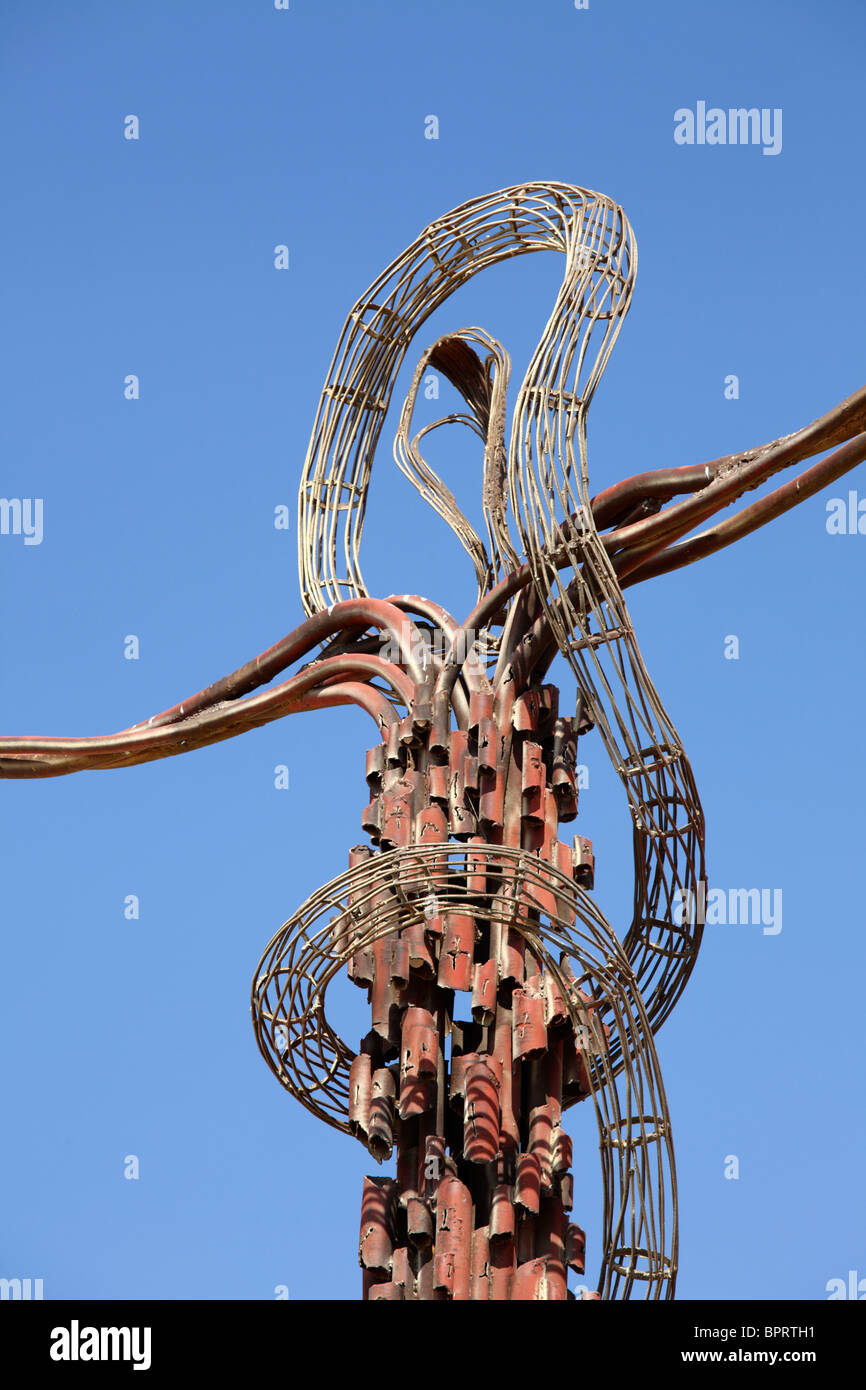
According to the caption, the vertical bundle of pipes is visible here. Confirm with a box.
[344,681,607,1300]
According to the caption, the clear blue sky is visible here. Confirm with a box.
[1,0,864,1301]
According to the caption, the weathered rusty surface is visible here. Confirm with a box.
[434,1175,473,1301]
[359,1177,397,1276]
[344,689,604,1299]
[10,185,860,1303]
[348,1053,372,1139]
[368,1067,396,1162]
[251,672,677,1298]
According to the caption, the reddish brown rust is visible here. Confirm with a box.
[359,1176,397,1276]
[8,186,864,1310]
[348,690,599,1299]
[434,1174,473,1301]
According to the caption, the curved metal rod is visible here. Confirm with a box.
[591,383,866,535]
[0,656,412,778]
[603,388,866,574]
[298,182,633,615]
[127,598,431,733]
[385,592,488,716]
[394,328,518,614]
[619,430,866,586]
[252,843,677,1299]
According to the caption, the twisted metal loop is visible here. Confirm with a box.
[252,843,676,1300]
[298,181,631,614]
[298,182,706,1050]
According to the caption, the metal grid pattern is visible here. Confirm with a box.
[2,180,863,1300]
[253,843,675,1300]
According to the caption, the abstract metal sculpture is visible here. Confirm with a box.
[2,183,864,1300]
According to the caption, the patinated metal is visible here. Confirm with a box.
[2,182,864,1300]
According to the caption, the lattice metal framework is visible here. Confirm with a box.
[2,182,864,1301]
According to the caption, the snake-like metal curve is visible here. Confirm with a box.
[298,182,706,1061]
[3,181,862,1300]
[253,845,676,1299]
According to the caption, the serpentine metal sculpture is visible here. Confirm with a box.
[2,183,863,1300]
